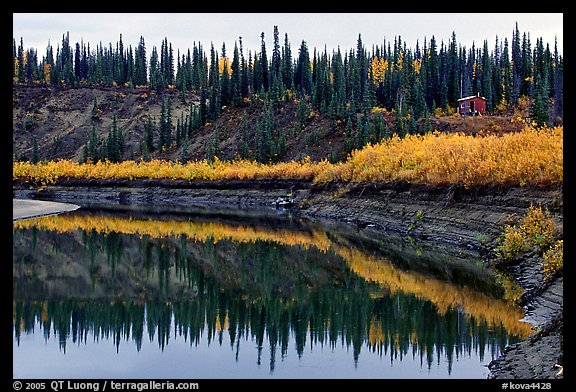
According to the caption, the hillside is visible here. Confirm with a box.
[12,85,528,164]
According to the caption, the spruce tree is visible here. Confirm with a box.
[260,32,269,92]
[282,33,293,91]
[295,41,312,96]
[531,73,549,127]
[271,26,281,81]
[88,124,100,161]
[219,43,231,107]
[208,44,220,119]
[253,52,263,93]
[236,39,248,99]
[180,131,189,163]
[149,46,160,89]
[17,38,25,83]
[481,40,494,113]
[134,36,147,86]
[231,42,242,105]
[82,142,89,163]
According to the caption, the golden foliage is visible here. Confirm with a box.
[413,58,422,74]
[43,63,51,84]
[494,204,559,263]
[543,240,563,281]
[396,50,404,71]
[13,157,329,185]
[14,214,334,252]
[370,57,388,84]
[314,126,563,187]
[219,57,231,76]
[13,126,562,189]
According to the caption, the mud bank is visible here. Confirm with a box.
[12,179,563,379]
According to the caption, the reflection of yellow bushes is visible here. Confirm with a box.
[13,126,562,188]
[336,245,532,338]
[15,213,532,338]
[14,214,333,252]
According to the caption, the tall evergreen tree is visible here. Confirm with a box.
[271,26,281,82]
[106,115,123,162]
[511,23,522,104]
[447,32,460,106]
[252,52,262,93]
[17,38,25,83]
[426,36,440,108]
[295,40,312,96]
[239,37,250,98]
[481,40,493,113]
[134,36,147,86]
[551,38,563,124]
[531,72,549,127]
[149,46,160,89]
[260,32,269,92]
[208,43,220,118]
[231,42,242,105]
[520,32,533,97]
[219,43,231,107]
[281,33,293,91]
[74,42,82,82]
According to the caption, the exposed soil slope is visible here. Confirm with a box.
[13,85,527,164]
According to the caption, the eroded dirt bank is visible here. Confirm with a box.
[12,179,563,379]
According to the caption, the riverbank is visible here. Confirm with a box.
[12,179,563,379]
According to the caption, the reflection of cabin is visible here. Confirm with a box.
[457,94,487,116]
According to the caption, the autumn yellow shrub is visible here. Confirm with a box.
[494,204,559,264]
[495,225,528,261]
[543,240,563,281]
[313,126,562,187]
[13,157,325,184]
[13,126,562,188]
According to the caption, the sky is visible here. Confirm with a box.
[13,13,563,59]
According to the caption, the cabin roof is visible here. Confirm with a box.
[458,95,487,102]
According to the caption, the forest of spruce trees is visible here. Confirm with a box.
[13,23,563,164]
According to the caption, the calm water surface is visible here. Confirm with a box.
[13,205,531,379]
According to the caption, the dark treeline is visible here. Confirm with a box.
[13,226,518,374]
[13,22,563,135]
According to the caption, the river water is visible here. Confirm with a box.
[12,204,532,379]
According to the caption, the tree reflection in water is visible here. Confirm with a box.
[13,209,531,376]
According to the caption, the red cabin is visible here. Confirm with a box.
[457,94,487,116]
